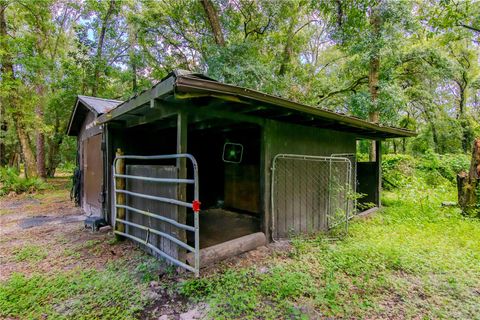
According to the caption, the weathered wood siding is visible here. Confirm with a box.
[78,111,103,216]
[83,134,103,209]
[125,164,180,261]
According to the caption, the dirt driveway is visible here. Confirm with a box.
[0,178,140,282]
[0,178,279,319]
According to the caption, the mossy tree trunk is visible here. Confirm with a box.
[457,138,480,217]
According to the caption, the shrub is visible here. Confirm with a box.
[381,154,415,190]
[259,266,314,300]
[417,151,470,185]
[0,167,48,196]
[382,152,470,189]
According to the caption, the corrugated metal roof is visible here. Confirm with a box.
[66,95,124,136]
[78,95,123,114]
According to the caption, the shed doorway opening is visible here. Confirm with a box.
[187,124,262,249]
[355,139,382,212]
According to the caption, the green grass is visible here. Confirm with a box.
[181,179,480,319]
[2,153,479,319]
[0,261,150,320]
[13,245,48,262]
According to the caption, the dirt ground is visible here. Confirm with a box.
[0,177,286,319]
[0,178,140,282]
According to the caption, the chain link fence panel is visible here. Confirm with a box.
[271,154,353,240]
[331,153,357,219]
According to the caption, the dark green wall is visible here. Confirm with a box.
[262,119,357,239]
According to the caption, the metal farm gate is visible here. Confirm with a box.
[271,154,353,240]
[113,154,200,276]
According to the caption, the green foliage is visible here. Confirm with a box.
[259,266,314,301]
[381,154,415,190]
[0,167,48,196]
[134,256,165,283]
[13,245,48,262]
[1,0,480,177]
[0,263,148,319]
[182,157,480,318]
[382,152,470,190]
[181,269,263,319]
[417,152,471,182]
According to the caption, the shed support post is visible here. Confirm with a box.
[177,111,188,261]
[102,124,110,223]
[115,148,126,234]
[375,140,382,207]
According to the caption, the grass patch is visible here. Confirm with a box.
[182,173,480,319]
[0,262,149,319]
[13,245,48,262]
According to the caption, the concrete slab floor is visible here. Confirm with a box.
[187,208,260,248]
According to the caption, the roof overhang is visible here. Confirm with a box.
[93,71,416,139]
[174,75,416,139]
[67,96,123,136]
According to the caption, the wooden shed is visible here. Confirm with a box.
[67,95,123,216]
[67,70,415,275]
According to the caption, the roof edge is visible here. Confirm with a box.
[175,75,416,138]
[66,97,82,136]
[93,69,416,138]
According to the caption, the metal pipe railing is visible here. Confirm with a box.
[114,173,195,185]
[113,153,200,277]
[115,189,193,208]
[114,230,196,273]
[116,218,195,252]
[115,204,195,232]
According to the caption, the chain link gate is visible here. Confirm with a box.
[331,153,357,219]
[271,154,353,240]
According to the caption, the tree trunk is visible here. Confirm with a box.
[46,135,63,177]
[458,82,470,153]
[423,108,440,153]
[457,138,480,217]
[458,81,467,118]
[200,0,225,46]
[0,2,8,166]
[278,14,297,76]
[35,84,47,179]
[45,114,63,177]
[430,120,440,153]
[368,111,379,161]
[0,2,37,177]
[0,105,6,166]
[92,0,115,96]
[127,21,138,93]
[368,5,381,162]
[15,118,37,178]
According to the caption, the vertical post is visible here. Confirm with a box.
[102,125,109,222]
[375,140,382,207]
[177,112,187,261]
[115,148,125,234]
[263,121,272,241]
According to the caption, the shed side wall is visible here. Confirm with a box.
[78,111,103,216]
[263,120,357,239]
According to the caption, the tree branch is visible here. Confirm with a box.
[317,76,368,103]
[459,23,480,33]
